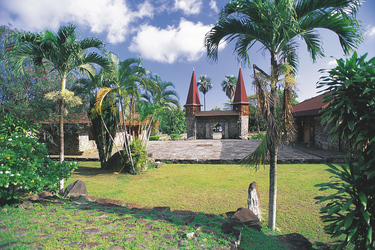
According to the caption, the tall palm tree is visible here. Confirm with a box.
[197,75,213,111]
[205,0,362,230]
[221,75,237,101]
[7,24,111,190]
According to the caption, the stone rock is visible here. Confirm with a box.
[248,181,261,220]
[222,208,262,234]
[182,215,195,224]
[273,233,313,250]
[63,179,87,198]
[153,206,171,213]
[39,191,54,199]
[155,161,163,168]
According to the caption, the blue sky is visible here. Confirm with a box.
[1,0,374,110]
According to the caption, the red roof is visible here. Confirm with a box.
[292,93,331,117]
[184,70,202,107]
[232,68,250,105]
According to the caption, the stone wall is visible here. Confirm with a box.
[313,116,347,152]
[196,116,240,139]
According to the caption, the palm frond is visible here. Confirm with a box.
[241,131,272,169]
[95,87,113,115]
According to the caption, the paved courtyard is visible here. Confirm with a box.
[57,139,346,164]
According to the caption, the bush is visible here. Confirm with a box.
[123,139,149,174]
[149,135,160,141]
[251,132,265,140]
[170,134,182,140]
[0,133,78,205]
[315,157,375,249]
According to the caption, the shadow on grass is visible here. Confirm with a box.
[62,196,286,249]
[72,166,121,176]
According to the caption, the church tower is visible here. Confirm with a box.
[232,68,250,138]
[184,70,202,139]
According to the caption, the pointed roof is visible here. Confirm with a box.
[184,70,202,107]
[233,68,250,105]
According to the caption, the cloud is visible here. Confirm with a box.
[0,0,154,44]
[327,59,338,67]
[209,0,219,13]
[129,18,216,63]
[174,0,202,15]
[365,25,375,38]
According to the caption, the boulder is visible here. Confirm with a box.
[248,181,261,220]
[222,207,262,234]
[155,161,163,168]
[273,233,313,250]
[63,179,88,198]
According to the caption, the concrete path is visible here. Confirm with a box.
[54,139,345,164]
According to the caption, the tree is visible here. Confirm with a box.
[197,75,212,111]
[316,52,375,249]
[72,52,120,169]
[221,75,237,101]
[95,57,154,174]
[6,24,111,190]
[158,106,186,135]
[205,0,362,230]
[142,74,180,134]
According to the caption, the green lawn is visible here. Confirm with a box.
[66,162,333,243]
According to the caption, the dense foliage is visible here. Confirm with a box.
[123,138,149,174]
[0,113,77,205]
[316,53,375,249]
[158,106,186,135]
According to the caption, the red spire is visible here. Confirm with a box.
[184,70,202,107]
[233,68,250,105]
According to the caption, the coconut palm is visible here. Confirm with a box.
[205,0,362,230]
[7,24,111,190]
[197,75,213,111]
[221,75,237,101]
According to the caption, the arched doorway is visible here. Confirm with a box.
[213,123,222,139]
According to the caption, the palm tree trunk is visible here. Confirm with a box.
[59,75,67,193]
[59,98,65,192]
[204,94,206,111]
[268,53,279,230]
[268,144,278,230]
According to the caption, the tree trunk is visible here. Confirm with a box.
[59,75,67,193]
[268,144,278,230]
[59,98,65,192]
[268,52,279,230]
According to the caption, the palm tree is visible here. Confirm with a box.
[205,0,362,230]
[95,57,153,173]
[221,75,237,101]
[72,52,120,169]
[197,75,213,111]
[142,74,180,135]
[7,24,111,190]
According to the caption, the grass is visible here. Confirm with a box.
[66,162,333,243]
[0,196,286,249]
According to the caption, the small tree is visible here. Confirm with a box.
[315,52,375,249]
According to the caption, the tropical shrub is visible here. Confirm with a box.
[170,134,182,140]
[123,139,148,174]
[0,133,78,205]
[149,135,160,141]
[316,53,375,249]
[315,157,375,249]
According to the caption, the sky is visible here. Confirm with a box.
[1,0,374,111]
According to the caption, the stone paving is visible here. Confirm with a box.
[53,139,346,164]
